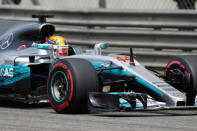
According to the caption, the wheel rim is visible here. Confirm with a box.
[167,68,185,82]
[51,71,69,102]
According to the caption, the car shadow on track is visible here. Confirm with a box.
[0,99,50,109]
[90,110,197,117]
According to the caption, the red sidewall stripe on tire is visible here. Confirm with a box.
[57,101,69,112]
[167,61,182,68]
[68,69,73,101]
[166,61,188,75]
[47,62,74,112]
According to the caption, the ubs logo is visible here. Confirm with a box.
[0,33,14,50]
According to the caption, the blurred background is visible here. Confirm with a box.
[1,0,197,10]
[0,0,197,69]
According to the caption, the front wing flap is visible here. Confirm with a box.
[88,92,148,112]
[88,92,197,112]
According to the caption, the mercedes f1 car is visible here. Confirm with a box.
[0,15,197,113]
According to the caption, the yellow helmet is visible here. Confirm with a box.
[48,36,69,57]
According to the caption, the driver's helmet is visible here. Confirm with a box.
[47,36,69,57]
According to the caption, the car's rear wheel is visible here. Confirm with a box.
[165,55,197,105]
[47,58,99,113]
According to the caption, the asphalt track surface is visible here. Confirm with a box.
[0,100,197,131]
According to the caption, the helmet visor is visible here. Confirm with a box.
[59,47,68,56]
[53,45,68,57]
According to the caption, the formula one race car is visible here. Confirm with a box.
[0,15,197,113]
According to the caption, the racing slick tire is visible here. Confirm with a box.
[165,55,197,105]
[47,58,99,113]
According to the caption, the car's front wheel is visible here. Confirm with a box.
[47,58,99,113]
[165,55,197,105]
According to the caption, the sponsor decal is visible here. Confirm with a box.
[117,56,130,62]
[0,33,14,50]
[0,67,14,77]
[0,65,30,87]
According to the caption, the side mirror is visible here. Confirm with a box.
[94,42,109,55]
[100,43,109,49]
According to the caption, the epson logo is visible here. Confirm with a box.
[0,68,14,77]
